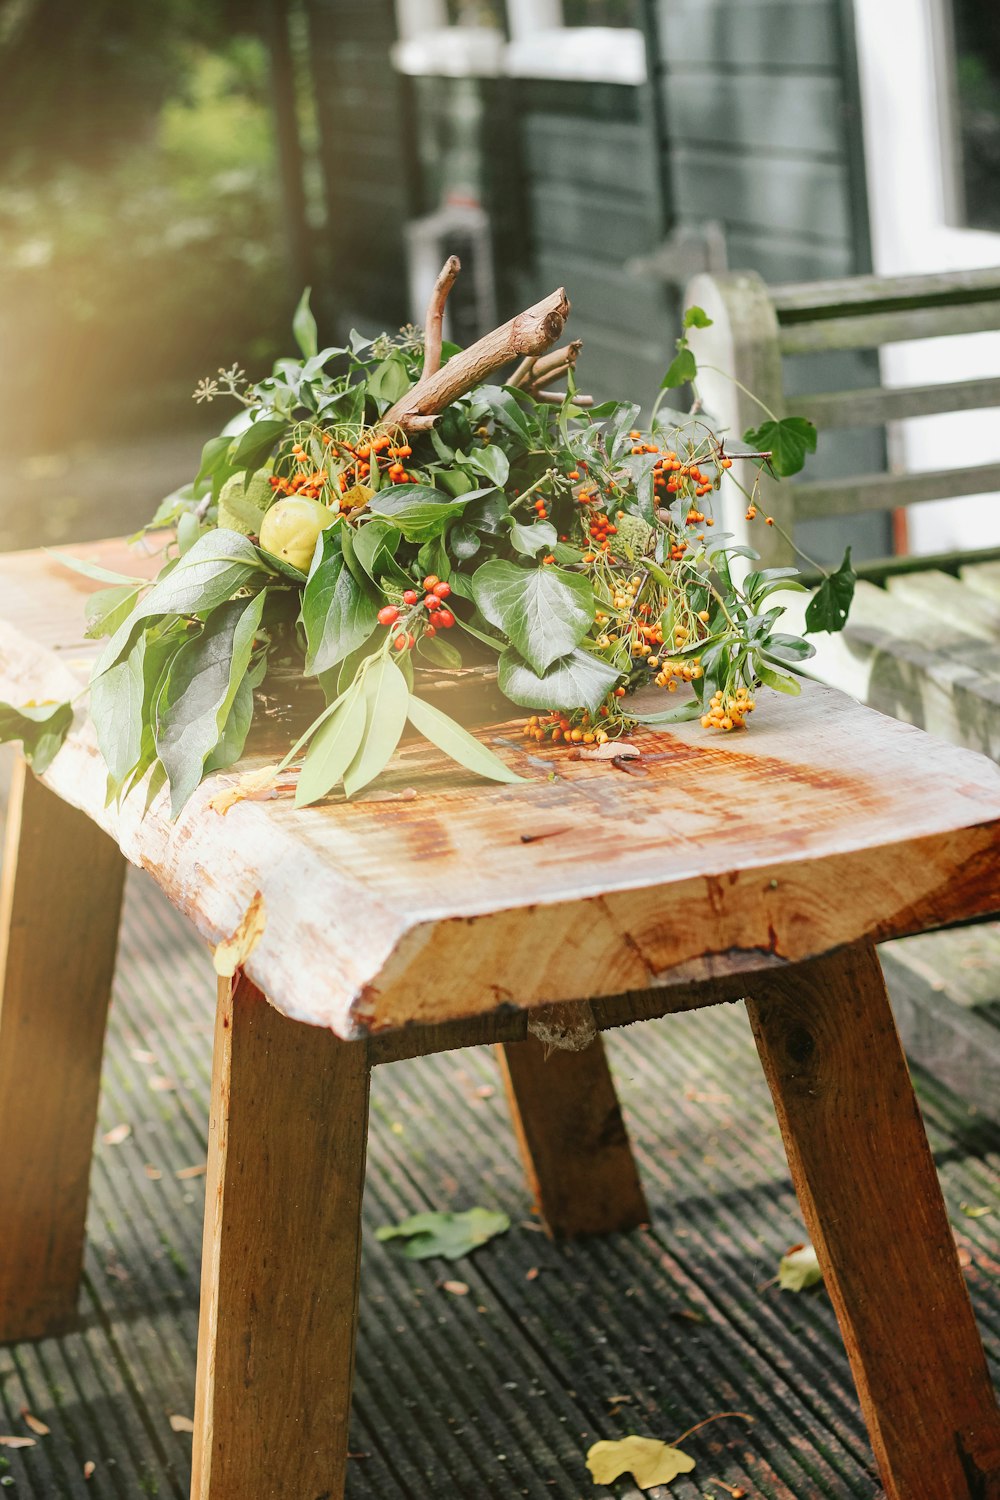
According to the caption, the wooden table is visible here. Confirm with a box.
[1,539,1000,1500]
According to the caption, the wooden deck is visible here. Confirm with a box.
[0,849,996,1498]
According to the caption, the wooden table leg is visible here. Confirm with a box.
[498,1032,648,1238]
[0,759,125,1342]
[192,972,371,1500]
[747,940,1000,1500]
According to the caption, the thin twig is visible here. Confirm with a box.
[423,255,461,378]
[536,390,593,407]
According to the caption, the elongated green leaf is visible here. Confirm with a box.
[0,699,74,774]
[205,655,267,775]
[498,646,620,716]
[416,634,463,669]
[295,683,367,807]
[630,698,703,725]
[351,518,401,580]
[113,622,191,800]
[292,286,318,359]
[471,560,594,674]
[85,584,142,639]
[755,660,801,695]
[94,530,264,677]
[342,656,409,798]
[232,416,288,474]
[90,634,148,786]
[406,695,523,785]
[52,552,147,587]
[369,484,473,543]
[302,532,380,675]
[195,433,235,491]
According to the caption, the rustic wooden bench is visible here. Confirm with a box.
[2,538,1000,1499]
[683,266,1000,761]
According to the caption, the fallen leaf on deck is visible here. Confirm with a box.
[0,1437,36,1449]
[149,1076,175,1093]
[208,765,281,816]
[475,1084,495,1099]
[20,1411,49,1436]
[213,889,266,978]
[441,1280,469,1296]
[83,1460,96,1479]
[130,1048,156,1065]
[169,1415,195,1434]
[526,1266,540,1281]
[175,1163,208,1180]
[586,1435,695,1489]
[957,1246,974,1268]
[960,1202,994,1219]
[579,741,640,761]
[779,1242,823,1292]
[102,1123,131,1146]
[144,1164,162,1180]
[376,1208,510,1261]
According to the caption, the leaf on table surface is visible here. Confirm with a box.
[578,741,640,761]
[0,699,74,775]
[586,1435,695,1490]
[213,889,266,978]
[295,683,367,808]
[342,656,409,798]
[102,1123,131,1146]
[779,1241,823,1292]
[169,1415,196,1435]
[375,1208,510,1261]
[406,695,524,786]
[207,764,283,815]
[471,559,594,674]
[20,1411,50,1437]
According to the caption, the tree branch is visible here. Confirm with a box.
[382,281,571,434]
[423,255,461,378]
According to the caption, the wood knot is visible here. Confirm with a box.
[785,1024,815,1065]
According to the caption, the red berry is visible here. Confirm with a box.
[423,594,438,609]
[424,624,437,637]
[403,589,418,605]
[377,605,400,626]
[436,609,455,629]
[393,632,415,651]
[432,580,451,599]
[422,574,439,590]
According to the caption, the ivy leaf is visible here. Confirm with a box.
[683,304,713,330]
[779,1242,824,1293]
[448,522,481,561]
[498,646,620,716]
[660,347,697,390]
[472,560,594,674]
[292,286,318,360]
[509,520,558,558]
[375,1207,510,1261]
[805,547,856,634]
[232,416,288,476]
[742,416,817,477]
[0,700,74,774]
[342,656,409,798]
[302,533,380,675]
[295,681,367,808]
[406,695,524,785]
[585,1435,696,1490]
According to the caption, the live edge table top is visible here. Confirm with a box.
[3,536,1000,1040]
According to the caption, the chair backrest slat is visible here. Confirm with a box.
[778,301,1000,354]
[796,461,1000,520]
[787,376,1000,429]
[770,266,1000,317]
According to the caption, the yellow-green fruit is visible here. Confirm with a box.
[218,469,274,536]
[259,496,336,572]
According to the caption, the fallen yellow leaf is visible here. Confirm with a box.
[169,1414,195,1434]
[83,1460,96,1479]
[102,1123,131,1146]
[21,1410,49,1436]
[586,1435,695,1490]
[175,1163,208,1180]
[208,765,281,816]
[213,890,267,978]
[0,1436,36,1449]
[779,1242,823,1293]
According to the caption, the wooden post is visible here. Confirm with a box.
[0,759,126,1341]
[498,1032,648,1238]
[192,973,371,1500]
[747,942,1000,1500]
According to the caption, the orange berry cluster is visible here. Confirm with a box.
[376,576,455,651]
[337,433,415,495]
[521,711,609,746]
[269,444,329,500]
[701,688,755,732]
[585,511,618,551]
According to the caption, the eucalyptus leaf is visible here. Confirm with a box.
[295,682,367,807]
[498,646,620,716]
[85,584,142,639]
[302,532,380,675]
[342,656,409,798]
[52,552,147,588]
[90,634,148,787]
[630,698,704,725]
[472,560,594,674]
[406,695,523,785]
[205,654,267,775]
[292,286,318,360]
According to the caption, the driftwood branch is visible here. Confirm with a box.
[508,341,583,392]
[382,266,571,433]
[423,254,461,378]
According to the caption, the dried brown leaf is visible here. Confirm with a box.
[213,889,267,978]
[169,1414,195,1434]
[102,1123,131,1146]
[175,1163,208,1180]
[441,1280,470,1296]
[144,1164,162,1180]
[0,1436,37,1449]
[578,740,640,762]
[149,1076,176,1093]
[208,765,281,816]
[83,1460,97,1479]
[21,1410,50,1436]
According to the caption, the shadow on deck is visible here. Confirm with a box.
[0,868,997,1499]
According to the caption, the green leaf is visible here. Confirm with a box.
[369,484,473,543]
[52,552,147,587]
[342,656,410,797]
[660,348,697,389]
[90,634,149,786]
[755,660,801,695]
[302,533,380,675]
[683,304,713,330]
[205,655,267,774]
[742,416,818,477]
[463,444,509,488]
[630,698,703,726]
[295,682,367,807]
[292,286,318,360]
[472,560,594,674]
[763,633,816,664]
[351,518,401,581]
[84,584,142,639]
[406,695,523,785]
[498,646,620,716]
[416,634,463,669]
[367,353,411,408]
[195,433,235,493]
[94,531,265,677]
[804,547,856,634]
[232,416,288,474]
[447,522,481,561]
[509,520,557,558]
[0,699,74,774]
[375,1207,510,1261]
[779,1242,823,1293]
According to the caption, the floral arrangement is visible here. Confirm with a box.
[0,259,854,812]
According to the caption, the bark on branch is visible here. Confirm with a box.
[422,254,461,378]
[381,269,571,433]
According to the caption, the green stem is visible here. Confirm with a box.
[700,364,779,424]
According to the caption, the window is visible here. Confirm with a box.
[941,0,1000,231]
